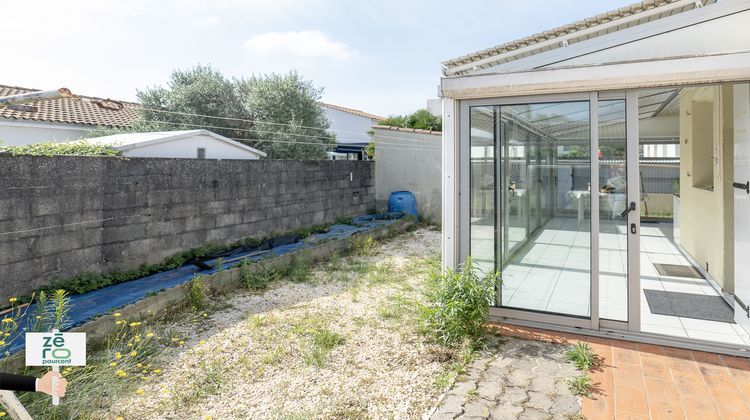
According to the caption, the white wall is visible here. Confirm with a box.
[0,120,92,146]
[373,127,442,222]
[322,107,376,144]
[123,133,262,160]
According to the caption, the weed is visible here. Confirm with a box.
[325,252,342,272]
[215,257,224,273]
[287,256,313,283]
[565,374,593,397]
[51,289,71,330]
[249,314,268,328]
[186,276,207,311]
[334,216,353,225]
[367,261,402,285]
[241,260,280,290]
[420,257,499,346]
[565,342,600,371]
[304,327,345,367]
[349,235,379,257]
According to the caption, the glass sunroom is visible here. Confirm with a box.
[440,0,750,356]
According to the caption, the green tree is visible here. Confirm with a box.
[237,72,335,159]
[124,65,334,159]
[381,108,442,131]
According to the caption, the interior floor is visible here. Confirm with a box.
[473,216,750,346]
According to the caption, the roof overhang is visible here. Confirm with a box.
[440,51,750,100]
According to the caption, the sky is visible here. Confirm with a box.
[1,0,628,117]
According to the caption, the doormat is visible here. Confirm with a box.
[654,263,704,279]
[643,289,735,323]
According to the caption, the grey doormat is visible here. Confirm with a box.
[654,263,704,279]
[643,289,735,323]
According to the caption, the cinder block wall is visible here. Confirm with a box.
[0,156,375,300]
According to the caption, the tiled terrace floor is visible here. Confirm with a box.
[491,323,750,420]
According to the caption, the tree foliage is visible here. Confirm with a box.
[381,108,442,131]
[131,65,335,159]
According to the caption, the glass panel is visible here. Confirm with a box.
[469,106,496,274]
[499,101,592,317]
[598,99,628,321]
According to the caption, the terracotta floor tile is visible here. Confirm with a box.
[613,366,645,388]
[648,401,684,420]
[582,394,613,420]
[615,409,650,420]
[489,324,750,420]
[643,377,680,403]
[681,400,721,420]
[613,385,649,415]
[641,357,670,380]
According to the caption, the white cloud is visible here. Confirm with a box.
[241,30,355,60]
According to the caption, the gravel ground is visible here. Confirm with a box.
[103,227,450,419]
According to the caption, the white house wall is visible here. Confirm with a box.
[323,107,375,144]
[122,133,261,160]
[0,120,93,146]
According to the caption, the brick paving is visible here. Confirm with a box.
[490,323,750,420]
[429,335,581,419]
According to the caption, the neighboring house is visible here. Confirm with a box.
[440,0,750,356]
[372,125,442,222]
[0,84,138,145]
[82,129,266,160]
[320,102,385,160]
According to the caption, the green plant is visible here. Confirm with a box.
[51,289,71,330]
[565,342,600,371]
[241,261,281,290]
[566,374,593,397]
[0,141,121,157]
[287,256,313,283]
[187,276,207,311]
[350,235,379,258]
[305,328,345,367]
[420,257,499,346]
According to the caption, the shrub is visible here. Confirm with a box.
[420,257,499,346]
[286,256,313,283]
[0,141,121,157]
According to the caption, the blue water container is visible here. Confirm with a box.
[388,191,418,221]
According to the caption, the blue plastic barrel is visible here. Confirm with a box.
[388,191,418,221]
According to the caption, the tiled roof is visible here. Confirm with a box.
[442,0,715,76]
[0,84,139,128]
[320,102,386,122]
[372,124,441,136]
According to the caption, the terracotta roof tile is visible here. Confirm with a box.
[0,84,139,128]
[320,102,385,122]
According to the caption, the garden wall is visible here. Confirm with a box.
[0,156,375,301]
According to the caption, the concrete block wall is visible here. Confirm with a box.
[0,156,374,301]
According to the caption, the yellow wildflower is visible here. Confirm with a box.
[8,297,17,303]
[171,337,179,342]
[113,313,122,317]
[110,362,117,367]
[35,315,42,320]
[199,340,206,345]
[140,376,149,381]
[2,318,13,324]
[0,341,5,347]
[135,389,144,395]
[153,369,162,374]
[127,343,133,347]
[129,322,141,328]
[136,363,142,368]
[179,341,184,346]
[115,352,122,360]
[130,351,137,357]
[115,369,127,378]
[116,417,124,420]
[115,320,125,325]
[146,332,155,338]
[0,412,6,417]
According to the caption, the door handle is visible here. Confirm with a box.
[734,181,749,194]
[620,201,636,218]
